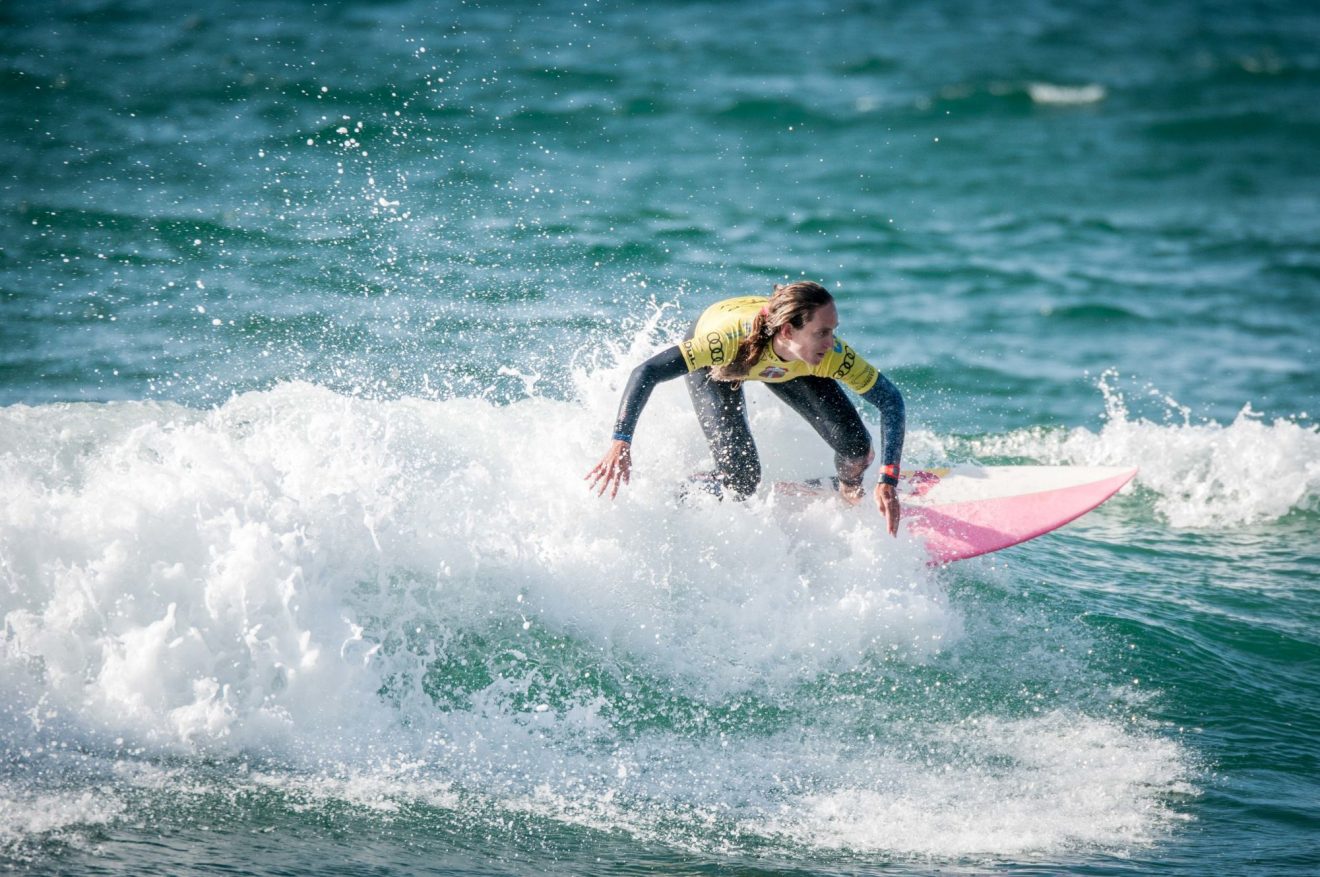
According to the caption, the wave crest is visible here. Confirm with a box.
[969,372,1319,528]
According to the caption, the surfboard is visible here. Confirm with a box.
[773,465,1138,563]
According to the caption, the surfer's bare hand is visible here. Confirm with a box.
[876,482,900,536]
[586,440,632,499]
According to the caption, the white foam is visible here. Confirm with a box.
[0,360,1196,859]
[970,374,1320,528]
[0,375,943,759]
[752,712,1194,856]
[1028,82,1107,105]
[413,707,1193,860]
[0,782,126,857]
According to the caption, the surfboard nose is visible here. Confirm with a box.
[909,466,1139,564]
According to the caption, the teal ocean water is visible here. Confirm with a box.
[2,1,1318,873]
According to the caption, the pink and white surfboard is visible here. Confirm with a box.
[900,465,1138,563]
[774,465,1138,563]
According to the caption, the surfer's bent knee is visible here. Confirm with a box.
[836,448,871,488]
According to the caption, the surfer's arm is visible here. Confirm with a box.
[586,345,687,498]
[824,342,904,483]
[859,373,905,485]
[610,345,688,442]
[860,373,905,536]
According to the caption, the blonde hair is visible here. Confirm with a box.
[712,281,833,381]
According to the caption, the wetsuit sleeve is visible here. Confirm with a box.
[860,373,905,482]
[610,345,688,441]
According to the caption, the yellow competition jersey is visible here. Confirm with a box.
[679,296,881,394]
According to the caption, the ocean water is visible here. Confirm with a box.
[2,1,1318,874]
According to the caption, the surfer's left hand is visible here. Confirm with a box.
[875,482,900,536]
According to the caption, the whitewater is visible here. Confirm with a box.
[5,352,1314,864]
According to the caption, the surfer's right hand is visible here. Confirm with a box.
[586,440,632,499]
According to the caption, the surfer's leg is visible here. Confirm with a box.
[685,369,760,498]
[767,377,873,488]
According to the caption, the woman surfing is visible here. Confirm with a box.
[586,281,905,535]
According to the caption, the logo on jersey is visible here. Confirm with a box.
[757,366,787,379]
[832,348,856,380]
[833,339,843,353]
[853,363,877,389]
[681,338,698,369]
[705,332,726,365]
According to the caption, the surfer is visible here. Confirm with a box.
[586,281,905,535]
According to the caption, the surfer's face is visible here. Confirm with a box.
[779,302,838,365]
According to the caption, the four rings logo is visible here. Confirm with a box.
[706,331,726,365]
[832,348,856,380]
